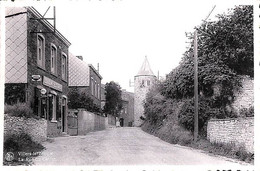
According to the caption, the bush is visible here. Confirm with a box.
[239,106,254,117]
[68,87,101,113]
[3,133,45,165]
[178,97,237,136]
[4,103,36,118]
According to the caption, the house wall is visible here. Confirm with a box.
[207,117,254,153]
[4,114,47,143]
[89,66,102,108]
[5,7,70,137]
[5,7,28,83]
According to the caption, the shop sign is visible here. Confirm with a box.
[43,76,62,92]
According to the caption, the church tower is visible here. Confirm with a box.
[134,57,156,126]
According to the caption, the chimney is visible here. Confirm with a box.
[97,63,99,72]
[76,56,83,60]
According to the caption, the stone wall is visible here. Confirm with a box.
[4,114,47,143]
[231,75,254,113]
[207,117,254,153]
[134,75,156,126]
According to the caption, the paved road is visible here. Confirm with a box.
[33,127,248,165]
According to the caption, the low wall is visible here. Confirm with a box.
[4,114,47,143]
[207,117,254,153]
[77,110,107,135]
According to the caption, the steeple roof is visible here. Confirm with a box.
[136,56,155,76]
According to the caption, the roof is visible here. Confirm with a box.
[136,56,155,76]
[68,53,90,86]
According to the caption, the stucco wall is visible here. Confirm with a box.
[4,114,47,143]
[77,110,107,135]
[207,117,254,153]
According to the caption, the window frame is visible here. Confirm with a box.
[50,43,58,75]
[37,34,45,69]
[61,52,67,81]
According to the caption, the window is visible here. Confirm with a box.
[37,34,45,69]
[61,53,67,80]
[95,80,97,97]
[51,44,57,75]
[51,95,57,122]
[147,80,150,86]
[91,77,94,95]
[98,83,100,99]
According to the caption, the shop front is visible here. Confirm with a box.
[33,75,68,137]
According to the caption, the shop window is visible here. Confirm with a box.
[49,94,57,122]
[51,44,57,75]
[37,34,45,69]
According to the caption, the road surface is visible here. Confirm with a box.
[33,127,248,165]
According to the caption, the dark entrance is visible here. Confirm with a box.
[119,118,124,127]
[61,98,66,132]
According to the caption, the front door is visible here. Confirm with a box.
[61,98,66,132]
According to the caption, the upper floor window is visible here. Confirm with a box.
[37,34,45,69]
[147,80,150,86]
[51,44,57,75]
[61,53,67,81]
[94,80,97,97]
[98,83,100,99]
[91,77,94,95]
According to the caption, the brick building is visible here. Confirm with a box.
[68,53,102,108]
[5,7,71,137]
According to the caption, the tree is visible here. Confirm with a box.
[103,81,123,117]
[68,87,101,113]
[160,5,253,133]
[162,5,252,104]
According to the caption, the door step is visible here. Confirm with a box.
[61,132,70,137]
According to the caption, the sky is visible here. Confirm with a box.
[32,0,250,92]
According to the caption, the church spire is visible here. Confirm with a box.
[136,56,155,76]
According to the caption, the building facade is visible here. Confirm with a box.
[68,53,102,108]
[5,7,71,137]
[134,57,156,126]
[120,90,134,127]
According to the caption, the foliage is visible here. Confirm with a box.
[178,97,237,136]
[4,102,36,119]
[5,84,26,105]
[143,81,174,124]
[161,5,252,101]
[103,81,123,117]
[3,133,45,165]
[68,87,101,113]
[239,106,254,117]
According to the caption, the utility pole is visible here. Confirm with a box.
[193,30,198,141]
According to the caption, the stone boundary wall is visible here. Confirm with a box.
[207,117,254,153]
[4,114,47,143]
[231,76,254,113]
